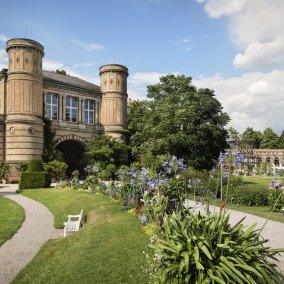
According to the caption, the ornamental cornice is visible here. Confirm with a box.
[44,81,101,97]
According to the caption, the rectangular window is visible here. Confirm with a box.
[45,93,58,120]
[84,100,95,124]
[65,96,78,122]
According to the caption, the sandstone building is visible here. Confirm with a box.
[0,38,128,178]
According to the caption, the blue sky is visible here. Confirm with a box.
[1,0,284,134]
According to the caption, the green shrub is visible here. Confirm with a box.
[16,162,28,172]
[229,185,270,206]
[149,211,284,284]
[44,160,68,182]
[27,159,44,172]
[19,172,51,190]
[0,162,11,180]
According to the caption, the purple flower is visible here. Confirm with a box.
[218,152,225,165]
[141,167,149,176]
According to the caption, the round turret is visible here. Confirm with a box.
[5,38,44,162]
[99,64,128,139]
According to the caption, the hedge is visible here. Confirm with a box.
[19,172,51,190]
[27,159,44,172]
[229,185,270,206]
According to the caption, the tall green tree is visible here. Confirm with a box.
[260,127,279,149]
[241,127,263,148]
[227,127,241,146]
[128,74,230,170]
[278,130,284,149]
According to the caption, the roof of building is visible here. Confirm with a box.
[43,70,100,92]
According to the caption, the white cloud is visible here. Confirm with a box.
[73,61,96,69]
[127,89,146,100]
[72,38,104,52]
[127,71,171,101]
[197,0,284,69]
[193,70,284,134]
[43,59,64,71]
[176,37,194,52]
[233,32,284,69]
[176,37,191,44]
[129,71,167,86]
[0,49,8,70]
[0,34,8,42]
[201,0,248,18]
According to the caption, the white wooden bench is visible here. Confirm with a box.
[63,209,83,237]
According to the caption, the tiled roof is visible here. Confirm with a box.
[43,70,100,92]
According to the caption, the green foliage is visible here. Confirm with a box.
[27,159,44,172]
[278,130,284,149]
[241,127,263,149]
[42,117,56,162]
[69,170,80,189]
[87,135,129,180]
[44,160,68,182]
[227,127,241,145]
[0,162,11,180]
[255,161,273,176]
[142,222,160,236]
[19,172,51,189]
[229,185,270,206]
[128,75,230,170]
[83,175,99,191]
[16,162,28,172]
[55,69,68,75]
[269,189,284,212]
[149,211,284,284]
[260,127,279,149]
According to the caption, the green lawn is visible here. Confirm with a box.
[242,176,278,187]
[190,174,284,224]
[0,195,25,246]
[13,189,150,284]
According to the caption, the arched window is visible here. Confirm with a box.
[274,157,280,166]
[266,157,270,163]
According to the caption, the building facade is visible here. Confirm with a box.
[0,38,128,178]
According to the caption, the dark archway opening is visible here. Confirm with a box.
[56,140,87,178]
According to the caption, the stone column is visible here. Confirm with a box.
[82,99,85,124]
[62,95,66,120]
[58,94,62,121]
[78,98,82,123]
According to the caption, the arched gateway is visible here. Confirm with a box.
[55,135,88,177]
[0,38,129,179]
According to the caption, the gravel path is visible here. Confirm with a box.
[0,184,62,284]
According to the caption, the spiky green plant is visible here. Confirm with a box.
[149,211,284,284]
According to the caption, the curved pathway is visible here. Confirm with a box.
[0,184,62,284]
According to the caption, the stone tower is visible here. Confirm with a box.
[99,64,128,139]
[5,38,44,163]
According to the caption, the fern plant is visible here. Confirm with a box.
[149,211,284,283]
